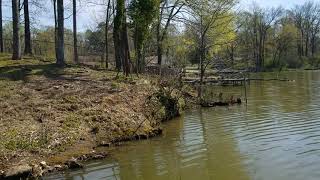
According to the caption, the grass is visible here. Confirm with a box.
[62,113,82,129]
[0,125,52,152]
[0,53,63,81]
[0,53,170,171]
[0,53,117,82]
[0,54,113,155]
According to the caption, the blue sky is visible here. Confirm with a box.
[1,0,318,32]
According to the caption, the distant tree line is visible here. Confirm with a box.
[1,0,320,76]
[234,2,320,71]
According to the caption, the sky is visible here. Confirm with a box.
[1,0,318,32]
[240,0,307,9]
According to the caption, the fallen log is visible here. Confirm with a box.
[201,98,242,107]
[249,78,294,82]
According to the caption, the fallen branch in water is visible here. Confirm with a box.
[249,78,295,82]
[200,98,242,107]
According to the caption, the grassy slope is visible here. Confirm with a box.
[0,54,185,172]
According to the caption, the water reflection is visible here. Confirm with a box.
[45,71,320,180]
[45,109,249,180]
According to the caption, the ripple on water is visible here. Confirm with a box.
[45,71,320,180]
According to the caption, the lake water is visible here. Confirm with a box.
[45,71,320,180]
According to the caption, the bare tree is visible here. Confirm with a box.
[114,0,130,75]
[157,0,184,65]
[291,2,320,58]
[52,0,58,59]
[186,0,236,98]
[85,0,115,69]
[291,7,304,57]
[105,0,112,69]
[241,5,282,71]
[12,0,21,60]
[270,17,294,67]
[73,0,78,63]
[113,0,122,71]
[24,0,32,55]
[56,0,65,65]
[0,0,3,53]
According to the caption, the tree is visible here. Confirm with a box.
[56,0,65,65]
[186,0,236,98]
[0,0,3,53]
[85,0,115,69]
[129,0,159,72]
[290,2,320,58]
[73,0,79,63]
[113,0,122,71]
[237,5,282,71]
[270,17,296,68]
[24,0,32,55]
[114,0,130,75]
[157,0,184,66]
[291,5,304,57]
[105,0,113,69]
[52,0,58,60]
[85,24,105,53]
[12,0,21,60]
[230,2,320,70]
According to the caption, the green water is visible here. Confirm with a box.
[45,71,320,180]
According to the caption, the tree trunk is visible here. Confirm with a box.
[122,18,130,76]
[157,14,163,76]
[114,0,126,72]
[198,41,205,99]
[56,0,65,66]
[198,16,204,99]
[156,1,183,66]
[0,0,3,53]
[105,0,111,69]
[305,33,309,57]
[113,31,121,71]
[136,43,143,73]
[253,20,259,72]
[157,3,163,66]
[73,0,78,63]
[157,41,162,65]
[24,0,32,55]
[12,0,21,60]
[311,35,316,57]
[53,0,58,59]
[301,29,304,56]
[113,0,122,71]
[157,25,162,66]
[134,23,145,73]
[228,44,235,68]
[297,33,302,57]
[134,24,139,72]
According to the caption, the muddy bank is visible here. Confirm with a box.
[0,59,195,179]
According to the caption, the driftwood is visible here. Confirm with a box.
[183,77,295,84]
[201,98,242,107]
[249,78,294,82]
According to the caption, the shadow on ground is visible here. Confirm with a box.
[0,55,120,82]
[0,63,66,81]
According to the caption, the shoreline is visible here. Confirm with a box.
[0,60,196,179]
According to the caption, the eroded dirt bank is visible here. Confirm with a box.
[0,58,196,179]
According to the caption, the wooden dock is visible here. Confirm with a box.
[182,77,249,86]
[182,67,249,86]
